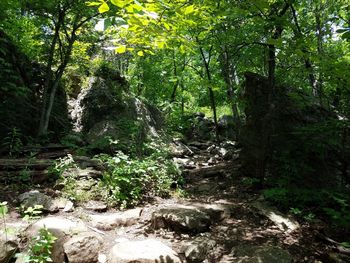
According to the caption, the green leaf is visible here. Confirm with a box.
[85,1,102,6]
[98,1,110,13]
[115,45,127,53]
[184,5,195,15]
[137,50,144,56]
[110,0,132,8]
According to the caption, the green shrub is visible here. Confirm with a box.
[98,151,181,208]
[28,228,57,263]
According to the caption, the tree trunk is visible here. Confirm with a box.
[38,13,63,137]
[38,31,76,136]
[220,48,241,137]
[199,46,219,141]
[290,4,320,99]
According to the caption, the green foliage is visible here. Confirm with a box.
[0,201,8,217]
[98,150,180,208]
[21,205,43,222]
[2,127,23,157]
[264,188,350,227]
[27,228,57,263]
[48,154,76,177]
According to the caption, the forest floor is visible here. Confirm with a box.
[0,141,348,263]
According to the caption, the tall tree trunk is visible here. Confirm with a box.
[38,11,63,137]
[39,31,76,136]
[315,4,324,106]
[220,47,241,137]
[199,46,219,141]
[258,2,289,185]
[290,4,320,99]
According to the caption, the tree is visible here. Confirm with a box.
[22,0,98,136]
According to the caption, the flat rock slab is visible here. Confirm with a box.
[152,204,214,233]
[27,216,88,238]
[108,239,182,263]
[232,245,292,263]
[252,202,299,232]
[88,208,141,231]
[82,200,107,212]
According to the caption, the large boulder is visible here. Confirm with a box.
[108,239,182,263]
[218,115,236,139]
[26,217,88,263]
[151,203,228,234]
[152,206,211,233]
[63,232,103,263]
[70,75,163,153]
[18,190,58,213]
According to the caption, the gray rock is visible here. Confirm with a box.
[88,208,141,230]
[27,217,88,263]
[82,200,107,212]
[170,140,194,157]
[27,217,88,238]
[181,237,216,263]
[63,232,103,263]
[152,205,212,233]
[0,233,17,263]
[108,239,182,263]
[232,245,292,263]
[18,190,58,213]
[252,202,299,232]
[61,167,103,179]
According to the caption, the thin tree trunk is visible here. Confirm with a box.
[220,48,241,136]
[38,12,63,136]
[290,4,319,98]
[40,32,76,135]
[199,46,219,141]
[315,4,324,106]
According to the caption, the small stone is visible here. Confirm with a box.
[63,201,74,212]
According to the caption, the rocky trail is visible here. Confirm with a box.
[0,141,348,263]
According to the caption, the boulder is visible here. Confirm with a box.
[63,232,103,263]
[232,245,292,263]
[181,237,216,263]
[170,139,194,157]
[152,205,212,233]
[0,233,18,263]
[218,115,236,139]
[108,239,182,263]
[252,202,299,232]
[18,190,58,213]
[70,76,163,153]
[88,208,141,231]
[26,217,88,263]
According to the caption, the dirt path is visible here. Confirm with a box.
[0,141,346,263]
